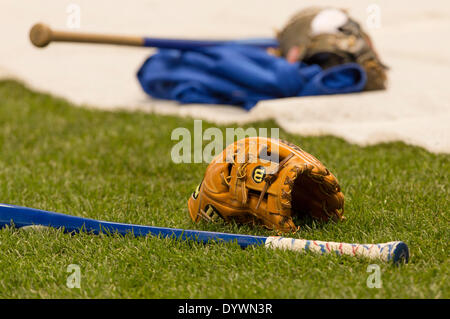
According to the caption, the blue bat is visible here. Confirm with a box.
[0,203,409,263]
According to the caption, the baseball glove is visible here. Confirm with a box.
[276,7,388,91]
[188,137,344,233]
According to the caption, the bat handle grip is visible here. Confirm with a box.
[265,237,409,264]
[29,23,144,48]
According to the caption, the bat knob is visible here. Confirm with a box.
[392,241,410,264]
[30,23,52,48]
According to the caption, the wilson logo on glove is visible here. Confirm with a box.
[252,166,266,183]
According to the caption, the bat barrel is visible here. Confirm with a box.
[0,204,265,248]
[142,37,278,50]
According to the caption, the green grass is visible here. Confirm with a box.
[0,79,448,299]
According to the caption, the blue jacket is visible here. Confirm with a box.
[137,44,366,110]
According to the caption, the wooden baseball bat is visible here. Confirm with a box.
[29,23,278,49]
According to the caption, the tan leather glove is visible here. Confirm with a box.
[188,137,344,233]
